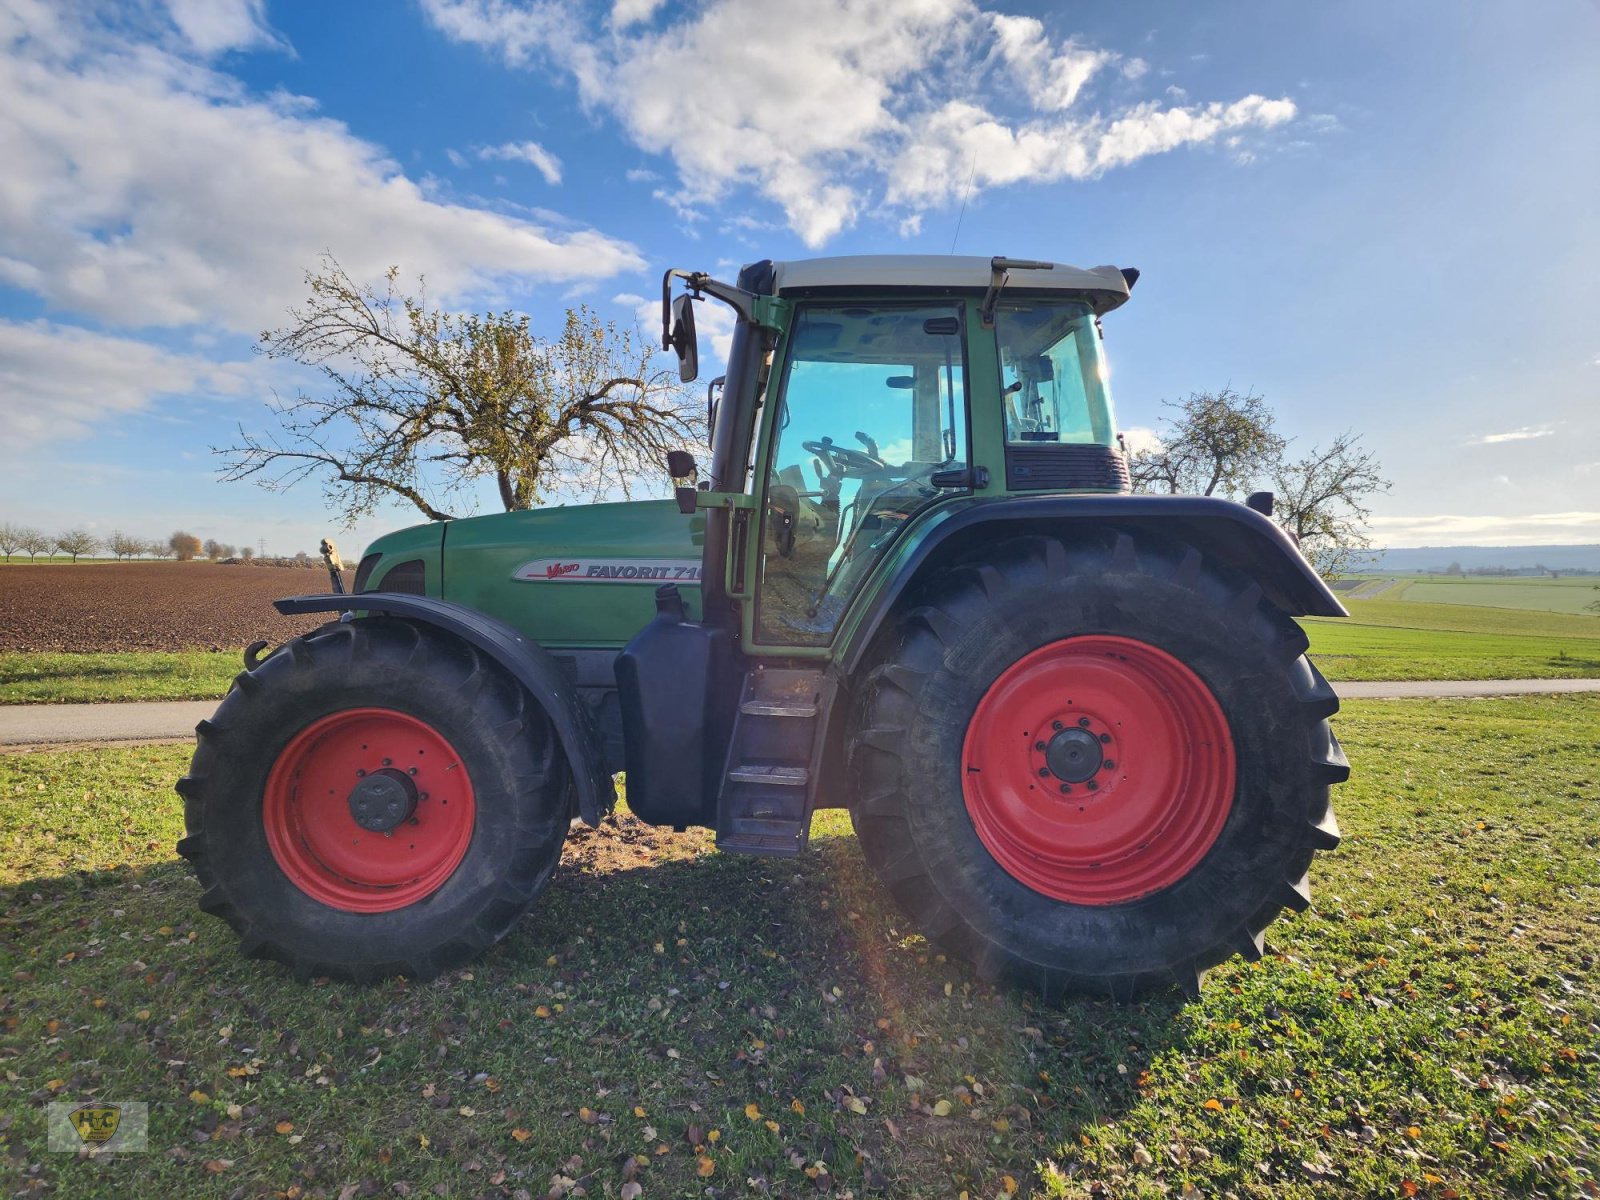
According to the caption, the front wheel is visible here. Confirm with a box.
[177,618,571,982]
[848,532,1347,999]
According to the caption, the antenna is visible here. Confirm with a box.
[948,153,978,254]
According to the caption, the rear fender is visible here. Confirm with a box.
[838,494,1345,678]
[275,593,615,824]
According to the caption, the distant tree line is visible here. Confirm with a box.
[0,522,312,565]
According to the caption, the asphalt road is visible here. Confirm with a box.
[2,679,1599,748]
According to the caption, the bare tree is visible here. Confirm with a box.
[239,544,256,562]
[146,539,174,559]
[108,531,143,560]
[1129,389,1286,498]
[170,531,202,561]
[19,528,51,562]
[203,538,224,561]
[1270,432,1391,577]
[0,522,20,561]
[221,258,701,525]
[54,529,101,562]
[1129,389,1387,578]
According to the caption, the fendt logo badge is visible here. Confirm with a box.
[513,558,702,584]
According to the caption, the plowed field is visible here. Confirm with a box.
[0,563,346,652]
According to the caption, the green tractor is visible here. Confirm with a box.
[178,254,1347,998]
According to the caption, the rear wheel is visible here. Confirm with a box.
[848,532,1346,999]
[178,618,571,982]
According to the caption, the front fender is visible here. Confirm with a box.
[275,593,615,824]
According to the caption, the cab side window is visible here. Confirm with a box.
[755,305,967,645]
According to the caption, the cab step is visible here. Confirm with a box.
[715,666,825,858]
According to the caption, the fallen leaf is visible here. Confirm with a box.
[189,1090,210,1104]
[620,1184,642,1200]
[932,1100,953,1117]
[846,1097,867,1115]
[765,1120,780,1134]
[745,1103,761,1120]
[202,1159,231,1174]
[534,1006,552,1019]
[696,1154,715,1177]
[1202,1099,1224,1113]
[634,1106,647,1118]
[511,1128,532,1143]
[275,1121,295,1135]
[791,1099,806,1115]
[1001,1176,1018,1196]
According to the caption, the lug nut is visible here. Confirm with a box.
[1086,780,1099,791]
[1034,741,1046,752]
[1038,768,1050,778]
[1052,720,1064,731]
[1059,783,1072,794]
[382,757,392,766]
[408,767,419,776]
[355,769,366,777]
[1103,760,1116,770]
[1099,732,1112,743]
[1078,717,1091,728]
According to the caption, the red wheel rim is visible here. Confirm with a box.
[961,635,1235,905]
[262,708,476,912]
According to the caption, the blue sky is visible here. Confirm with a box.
[1,0,1596,555]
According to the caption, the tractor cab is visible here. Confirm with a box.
[662,255,1135,652]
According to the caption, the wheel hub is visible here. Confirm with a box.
[1044,726,1103,783]
[347,768,418,833]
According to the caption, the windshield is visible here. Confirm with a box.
[994,299,1116,446]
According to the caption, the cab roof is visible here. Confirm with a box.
[765,254,1134,313]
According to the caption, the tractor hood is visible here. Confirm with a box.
[440,499,706,648]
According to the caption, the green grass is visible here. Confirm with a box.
[1307,597,1600,682]
[1400,577,1600,615]
[0,652,238,705]
[2,697,1597,1197]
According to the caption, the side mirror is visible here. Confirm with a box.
[669,293,699,383]
[667,449,699,515]
[666,449,698,480]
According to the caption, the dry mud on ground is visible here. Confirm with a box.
[0,563,345,652]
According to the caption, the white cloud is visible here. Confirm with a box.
[478,139,563,184]
[610,0,666,29]
[164,0,280,55]
[0,319,256,444]
[625,167,660,183]
[420,0,1297,248]
[1369,512,1600,547]
[1467,426,1555,445]
[0,7,642,333]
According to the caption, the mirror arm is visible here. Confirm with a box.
[660,268,788,344]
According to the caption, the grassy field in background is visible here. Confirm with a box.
[2,696,1597,1197]
[1306,597,1600,682]
[0,652,238,705]
[1399,577,1600,614]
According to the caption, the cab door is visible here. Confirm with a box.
[743,300,971,652]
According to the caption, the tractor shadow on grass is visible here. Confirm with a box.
[514,816,1193,1173]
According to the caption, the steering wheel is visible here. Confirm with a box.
[802,437,885,479]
